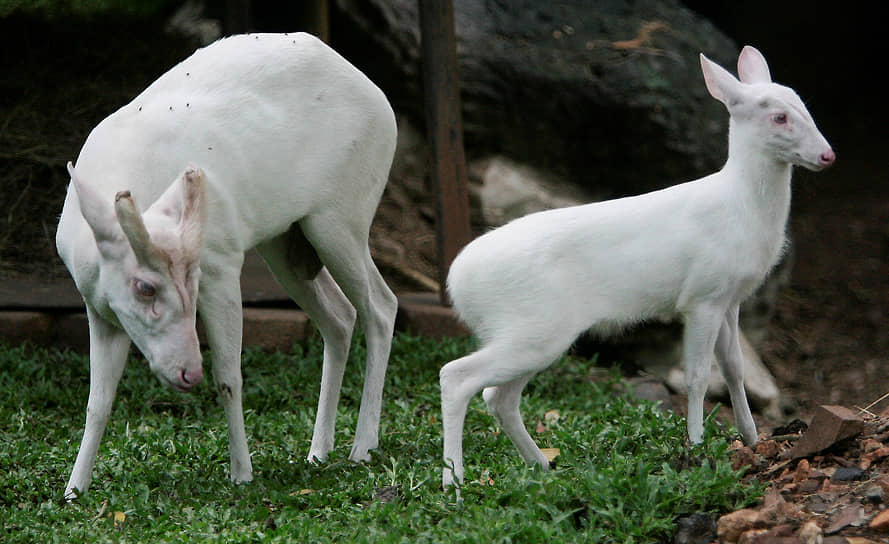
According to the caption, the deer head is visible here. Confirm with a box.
[68,162,208,391]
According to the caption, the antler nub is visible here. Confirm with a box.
[115,190,165,268]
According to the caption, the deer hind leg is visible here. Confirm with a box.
[298,210,398,462]
[482,373,548,468]
[715,304,758,445]
[441,334,573,487]
[256,225,357,463]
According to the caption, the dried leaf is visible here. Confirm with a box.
[290,488,315,496]
[112,511,126,527]
[94,499,109,520]
[825,505,865,534]
[544,410,560,423]
[541,448,560,462]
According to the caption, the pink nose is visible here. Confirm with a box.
[819,149,836,167]
[180,367,204,388]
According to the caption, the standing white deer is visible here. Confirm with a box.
[439,46,835,487]
[56,33,398,499]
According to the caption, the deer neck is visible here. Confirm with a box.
[722,121,793,232]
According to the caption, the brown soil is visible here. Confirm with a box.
[723,414,889,543]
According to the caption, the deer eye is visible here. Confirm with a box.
[772,113,788,125]
[134,279,156,298]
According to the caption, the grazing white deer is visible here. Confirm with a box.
[56,33,398,499]
[440,46,835,487]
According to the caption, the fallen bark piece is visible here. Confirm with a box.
[790,405,865,459]
[743,524,793,542]
[860,446,889,469]
[873,474,889,496]
[793,459,812,482]
[869,508,889,532]
[731,444,763,473]
[824,505,865,534]
[717,509,764,544]
[797,520,822,544]
[737,528,796,544]
[755,439,781,459]
[862,438,884,452]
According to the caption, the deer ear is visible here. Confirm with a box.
[145,166,207,259]
[68,161,120,246]
[700,53,744,108]
[178,166,207,260]
[737,45,771,84]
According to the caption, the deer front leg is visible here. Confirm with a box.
[682,303,724,445]
[65,305,130,500]
[199,259,252,484]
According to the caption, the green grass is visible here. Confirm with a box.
[0,333,760,543]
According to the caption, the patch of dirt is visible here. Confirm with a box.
[721,412,889,543]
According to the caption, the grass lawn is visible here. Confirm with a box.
[0,333,760,543]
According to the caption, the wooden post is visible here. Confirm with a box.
[301,0,330,43]
[419,0,472,305]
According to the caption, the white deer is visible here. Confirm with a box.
[440,46,835,487]
[56,33,398,499]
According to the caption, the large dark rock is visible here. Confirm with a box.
[332,0,738,197]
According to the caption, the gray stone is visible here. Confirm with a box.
[674,513,717,544]
[831,467,866,482]
[589,321,782,417]
[626,375,673,412]
[863,485,884,504]
[791,405,865,459]
[664,331,781,418]
[469,155,593,227]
